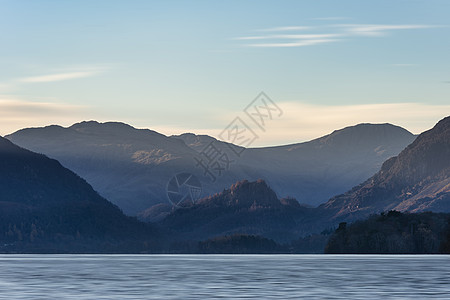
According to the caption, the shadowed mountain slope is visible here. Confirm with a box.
[322,116,450,222]
[0,136,157,253]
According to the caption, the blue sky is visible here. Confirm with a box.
[1,0,449,145]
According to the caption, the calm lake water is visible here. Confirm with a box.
[0,255,449,299]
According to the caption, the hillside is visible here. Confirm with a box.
[157,179,315,243]
[0,136,157,253]
[322,116,450,221]
[239,123,416,206]
[7,121,199,215]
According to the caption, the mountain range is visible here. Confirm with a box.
[1,116,449,252]
[152,116,450,242]
[7,121,415,216]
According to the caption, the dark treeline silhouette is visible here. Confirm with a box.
[161,232,331,254]
[325,211,450,254]
[198,234,281,254]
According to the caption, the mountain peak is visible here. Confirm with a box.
[70,120,135,131]
[199,179,282,209]
[70,120,100,127]
[158,179,306,242]
[66,121,168,140]
[307,122,416,153]
[279,122,415,156]
[327,122,413,141]
[430,116,450,132]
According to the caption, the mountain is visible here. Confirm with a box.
[322,116,450,221]
[156,179,316,243]
[0,136,156,253]
[7,121,415,216]
[234,123,416,206]
[161,117,447,243]
[7,121,199,215]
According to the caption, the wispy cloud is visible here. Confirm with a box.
[248,39,339,48]
[312,17,349,21]
[0,64,112,135]
[236,32,342,48]
[0,65,110,94]
[236,23,440,48]
[19,65,108,83]
[20,71,101,83]
[257,26,311,32]
[339,24,438,37]
[236,33,342,41]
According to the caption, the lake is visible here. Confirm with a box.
[0,255,449,299]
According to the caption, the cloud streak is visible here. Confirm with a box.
[0,65,110,94]
[236,23,440,48]
[20,70,102,83]
[248,39,339,48]
[312,17,349,21]
[339,24,438,37]
[236,33,343,40]
[257,26,311,32]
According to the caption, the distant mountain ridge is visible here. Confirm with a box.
[322,116,450,221]
[174,123,416,206]
[7,121,416,215]
[7,121,198,215]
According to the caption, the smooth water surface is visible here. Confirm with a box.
[0,255,449,299]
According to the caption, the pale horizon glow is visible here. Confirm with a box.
[147,102,450,146]
[2,97,447,147]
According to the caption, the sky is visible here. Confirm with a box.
[0,0,449,146]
